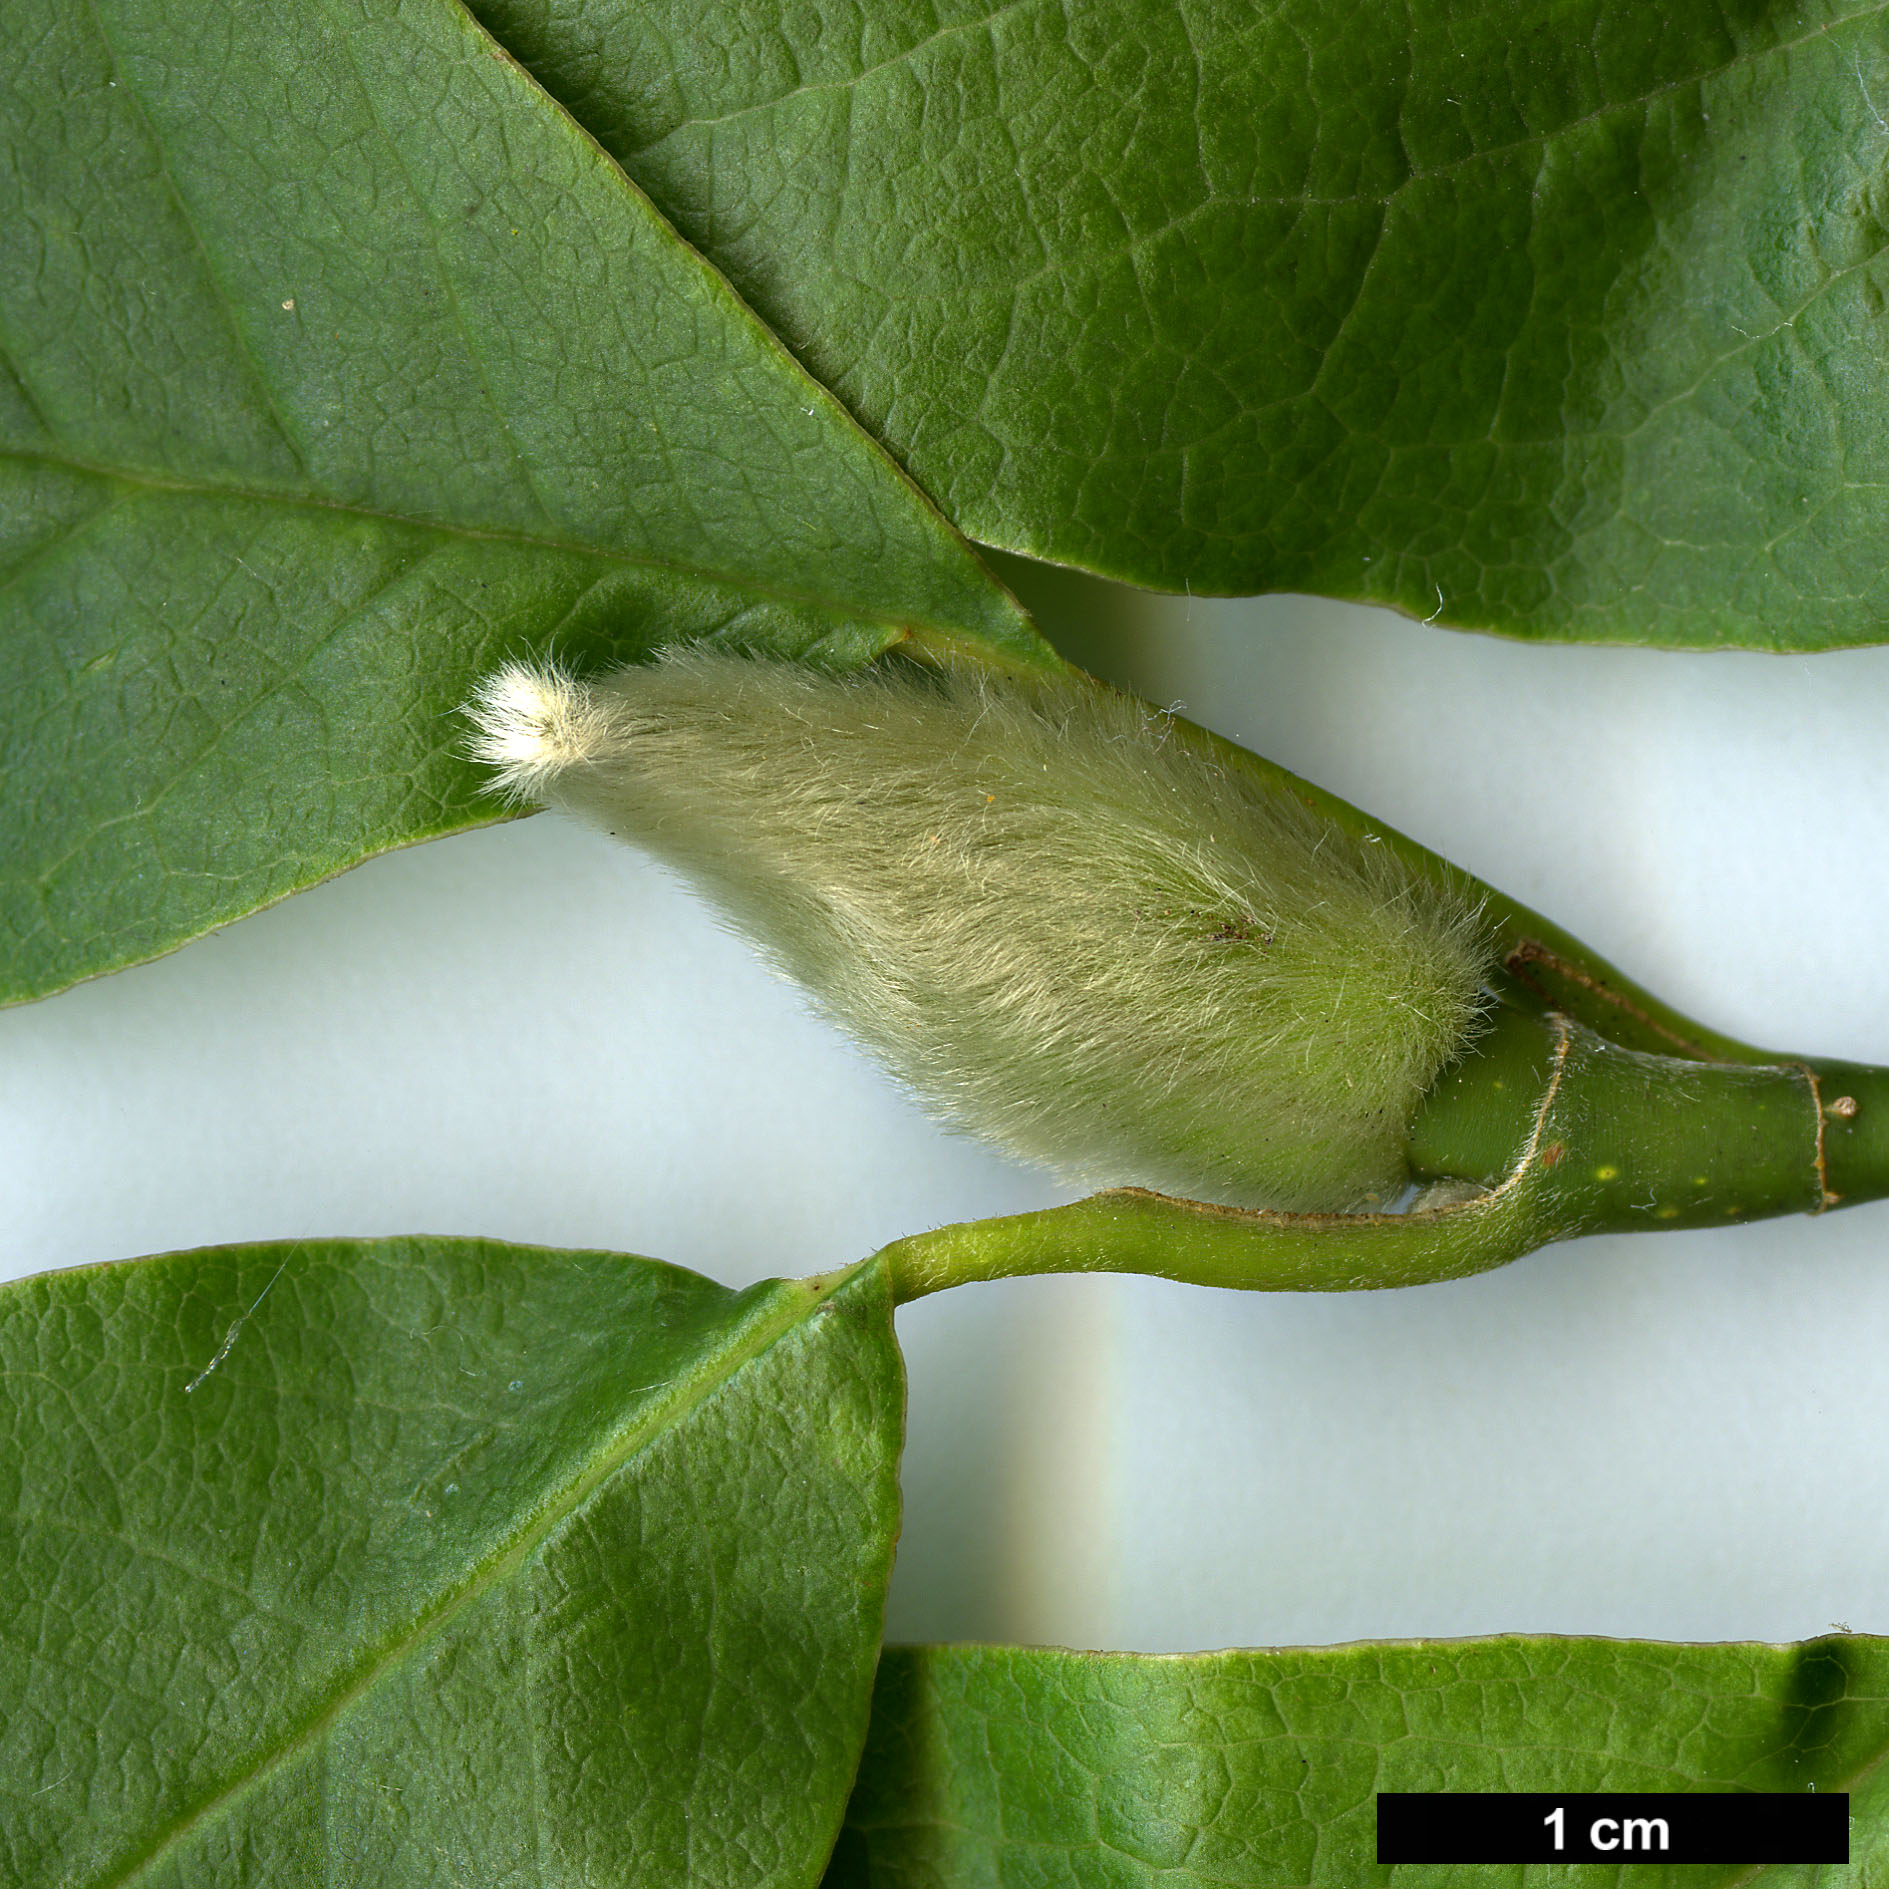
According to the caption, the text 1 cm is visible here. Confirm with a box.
[1544,1806,1670,1853]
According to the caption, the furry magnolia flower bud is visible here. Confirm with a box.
[469,650,1496,1212]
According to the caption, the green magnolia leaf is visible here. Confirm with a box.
[0,1238,902,1887]
[828,1639,1889,1887]
[0,0,1049,1008]
[469,0,1889,647]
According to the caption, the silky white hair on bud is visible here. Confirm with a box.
[467,651,1496,1212]
[465,659,617,802]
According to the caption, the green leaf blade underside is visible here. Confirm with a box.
[830,1640,1889,1888]
[0,0,1047,1007]
[470,0,1889,647]
[0,1238,902,1888]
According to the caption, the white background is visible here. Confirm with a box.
[7,557,1889,1654]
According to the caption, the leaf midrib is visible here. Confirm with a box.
[0,444,963,638]
[94,1259,868,1889]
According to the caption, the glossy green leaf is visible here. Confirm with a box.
[0,1238,902,1887]
[470,0,1889,647]
[829,1639,1889,1886]
[0,0,1048,1008]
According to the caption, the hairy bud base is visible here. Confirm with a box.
[470,652,1496,1211]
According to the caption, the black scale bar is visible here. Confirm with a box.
[1376,1791,1849,1864]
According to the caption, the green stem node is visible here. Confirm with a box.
[881,1009,1889,1304]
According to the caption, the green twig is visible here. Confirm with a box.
[881,1008,1888,1304]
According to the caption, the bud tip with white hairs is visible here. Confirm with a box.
[466,659,618,805]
